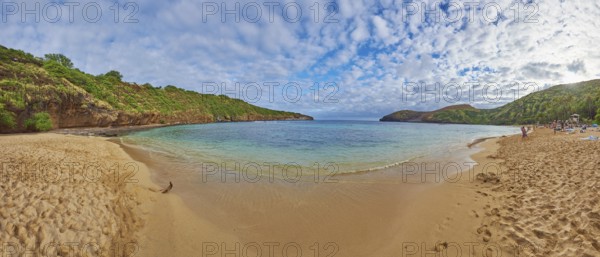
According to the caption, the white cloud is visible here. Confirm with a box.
[372,16,391,41]
[350,19,369,42]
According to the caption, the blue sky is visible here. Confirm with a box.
[1,0,599,120]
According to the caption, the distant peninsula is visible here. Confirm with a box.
[0,45,312,133]
[381,79,600,125]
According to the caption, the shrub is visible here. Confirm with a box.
[44,53,73,68]
[0,107,16,129]
[25,112,53,131]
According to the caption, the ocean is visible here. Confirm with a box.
[121,121,519,180]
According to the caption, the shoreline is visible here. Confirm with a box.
[53,123,173,137]
[118,138,434,255]
[115,139,240,256]
[115,129,511,256]
[0,132,499,255]
[40,120,513,138]
[50,118,314,137]
[468,136,499,148]
[114,121,517,180]
[378,135,506,255]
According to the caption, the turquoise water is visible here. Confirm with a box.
[122,121,519,176]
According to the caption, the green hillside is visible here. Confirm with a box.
[380,104,485,123]
[0,45,311,133]
[381,79,600,125]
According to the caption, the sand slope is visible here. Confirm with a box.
[476,129,600,256]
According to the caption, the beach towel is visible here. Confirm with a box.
[580,136,599,141]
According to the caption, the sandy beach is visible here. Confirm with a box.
[2,1,598,255]
[393,128,600,257]
[0,133,236,257]
[1,128,599,256]
[474,128,600,256]
[0,134,144,256]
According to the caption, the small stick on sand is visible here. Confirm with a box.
[160,181,173,194]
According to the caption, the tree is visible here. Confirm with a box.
[44,53,73,68]
[104,70,123,81]
[577,94,595,120]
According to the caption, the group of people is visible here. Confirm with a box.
[549,120,574,131]
[548,120,593,134]
[523,120,598,143]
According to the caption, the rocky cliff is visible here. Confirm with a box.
[0,45,312,133]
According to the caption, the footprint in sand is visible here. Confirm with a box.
[502,216,517,223]
[476,190,489,197]
[491,208,500,216]
[591,239,600,251]
[477,225,492,242]
[587,212,600,220]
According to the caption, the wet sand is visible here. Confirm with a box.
[120,136,490,256]
[123,142,431,256]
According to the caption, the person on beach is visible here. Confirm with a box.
[521,126,528,141]
[560,120,564,132]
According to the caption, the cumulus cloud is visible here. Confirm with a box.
[1,0,599,119]
[372,16,391,43]
[567,59,586,74]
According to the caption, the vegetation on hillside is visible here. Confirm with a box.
[381,80,600,125]
[24,112,53,131]
[0,45,311,132]
[379,110,422,121]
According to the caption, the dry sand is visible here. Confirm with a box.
[0,133,143,256]
[1,128,599,257]
[473,128,600,256]
[383,128,600,257]
[0,133,235,257]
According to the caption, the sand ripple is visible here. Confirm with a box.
[0,134,143,257]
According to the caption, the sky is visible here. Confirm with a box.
[1,0,599,120]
